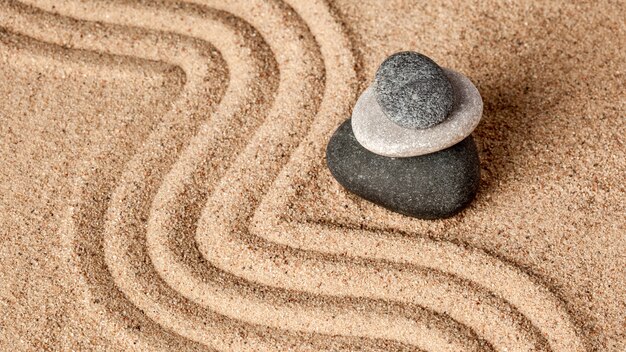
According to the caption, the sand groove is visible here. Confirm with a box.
[193,1,585,351]
[142,1,494,351]
[3,0,587,350]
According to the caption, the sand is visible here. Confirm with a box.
[0,0,624,351]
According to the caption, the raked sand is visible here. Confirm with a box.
[0,0,624,351]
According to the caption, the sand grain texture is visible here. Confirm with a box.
[0,0,624,351]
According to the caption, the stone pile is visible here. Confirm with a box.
[326,51,483,219]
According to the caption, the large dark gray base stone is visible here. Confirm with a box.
[326,119,480,219]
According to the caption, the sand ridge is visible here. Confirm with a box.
[1,0,624,351]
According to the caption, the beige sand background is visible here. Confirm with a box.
[0,0,624,351]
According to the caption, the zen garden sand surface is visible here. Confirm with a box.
[1,0,624,351]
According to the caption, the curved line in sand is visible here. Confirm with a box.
[0,27,199,351]
[243,91,587,352]
[92,0,426,349]
[198,191,552,350]
[140,1,492,348]
[8,0,586,350]
[15,0,416,350]
[193,2,586,350]
[176,2,585,351]
[140,1,492,351]
[5,0,295,350]
[3,3,229,350]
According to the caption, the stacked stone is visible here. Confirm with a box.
[326,51,483,219]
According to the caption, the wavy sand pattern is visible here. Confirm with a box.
[2,0,624,351]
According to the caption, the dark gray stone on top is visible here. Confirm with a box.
[375,51,454,129]
[326,119,480,219]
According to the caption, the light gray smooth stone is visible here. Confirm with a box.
[351,68,483,157]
